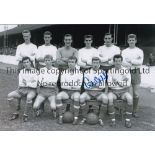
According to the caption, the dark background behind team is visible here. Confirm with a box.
[0,24,155,64]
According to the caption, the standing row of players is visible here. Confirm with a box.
[7,30,144,128]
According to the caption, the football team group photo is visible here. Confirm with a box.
[0,24,154,131]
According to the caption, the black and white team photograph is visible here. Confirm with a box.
[0,24,155,131]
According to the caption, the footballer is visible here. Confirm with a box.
[16,30,37,71]
[7,57,38,122]
[56,56,83,125]
[33,55,59,118]
[78,35,99,70]
[122,34,144,118]
[98,33,120,71]
[35,31,57,69]
[107,54,133,128]
[80,57,108,126]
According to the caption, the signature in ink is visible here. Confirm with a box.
[84,72,107,89]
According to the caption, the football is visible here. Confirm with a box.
[63,111,74,123]
[86,112,99,125]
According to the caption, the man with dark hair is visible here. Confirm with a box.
[80,57,108,126]
[7,57,38,122]
[56,34,78,92]
[78,35,99,69]
[107,54,133,128]
[15,30,37,111]
[122,34,144,118]
[56,34,78,70]
[98,33,120,71]
[56,56,83,125]
[36,31,57,69]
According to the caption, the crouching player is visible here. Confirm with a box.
[107,54,133,128]
[7,57,38,122]
[80,57,108,126]
[56,56,83,125]
[33,55,59,118]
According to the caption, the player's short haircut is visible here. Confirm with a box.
[68,56,77,63]
[21,56,31,63]
[22,30,31,35]
[44,54,53,60]
[128,34,137,40]
[113,54,123,61]
[92,57,100,62]
[104,33,112,38]
[84,35,93,40]
[44,31,52,36]
[64,34,72,39]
